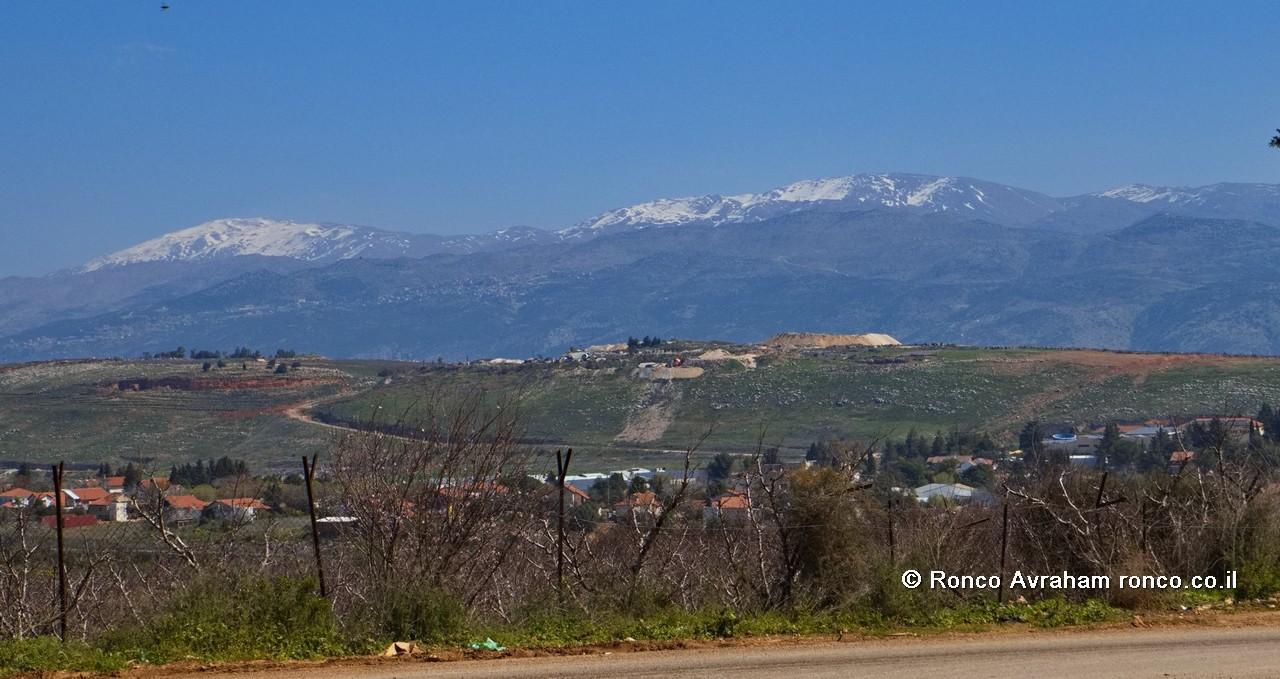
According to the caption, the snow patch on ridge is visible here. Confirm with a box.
[1097,184,1197,204]
[563,173,1026,236]
[83,218,384,271]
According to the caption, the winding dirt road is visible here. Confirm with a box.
[161,624,1280,678]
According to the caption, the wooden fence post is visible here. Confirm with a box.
[301,454,328,598]
[1140,497,1148,553]
[555,448,573,607]
[887,496,896,567]
[998,500,1009,604]
[52,462,68,642]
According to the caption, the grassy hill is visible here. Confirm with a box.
[4,342,1280,474]
[0,358,394,473]
[315,342,1280,469]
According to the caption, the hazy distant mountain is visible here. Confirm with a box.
[1037,182,1280,234]
[1091,182,1280,217]
[0,256,314,339]
[4,173,1280,361]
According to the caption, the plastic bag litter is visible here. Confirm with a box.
[467,637,506,652]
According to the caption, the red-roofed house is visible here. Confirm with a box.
[564,484,590,507]
[924,455,996,473]
[545,483,591,508]
[140,477,171,492]
[611,491,661,522]
[703,491,756,522]
[1168,450,1196,474]
[205,497,271,523]
[68,487,112,506]
[87,493,130,522]
[0,487,35,508]
[1178,417,1265,442]
[163,495,208,525]
[30,489,80,509]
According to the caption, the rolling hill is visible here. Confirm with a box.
[6,341,1269,472]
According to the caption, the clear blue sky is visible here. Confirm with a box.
[2,1,1278,276]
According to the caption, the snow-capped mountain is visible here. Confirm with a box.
[10,171,1280,362]
[562,173,1064,237]
[1094,184,1205,204]
[81,218,421,271]
[80,219,555,271]
[1086,182,1280,216]
[73,176,1280,273]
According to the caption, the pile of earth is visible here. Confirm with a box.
[764,332,902,348]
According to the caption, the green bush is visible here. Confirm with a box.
[0,637,124,676]
[697,608,740,638]
[1236,558,1280,600]
[99,575,347,663]
[374,585,468,644]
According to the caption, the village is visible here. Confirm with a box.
[0,412,1264,534]
[0,471,270,528]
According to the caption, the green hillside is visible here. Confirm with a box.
[315,342,1280,467]
[4,343,1280,474]
[0,358,390,472]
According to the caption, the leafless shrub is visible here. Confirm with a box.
[327,391,537,618]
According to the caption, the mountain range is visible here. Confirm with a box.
[3,172,1280,361]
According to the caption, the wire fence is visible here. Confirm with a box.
[2,421,1277,645]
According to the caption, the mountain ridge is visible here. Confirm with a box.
[68,173,1280,273]
[5,172,1280,362]
[7,210,1280,361]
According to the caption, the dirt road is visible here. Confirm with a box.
[163,626,1280,678]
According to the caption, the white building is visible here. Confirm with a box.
[915,483,995,506]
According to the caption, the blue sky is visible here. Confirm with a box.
[2,1,1278,275]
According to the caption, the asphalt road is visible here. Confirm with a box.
[168,626,1280,679]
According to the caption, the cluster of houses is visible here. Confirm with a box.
[554,465,763,522]
[562,466,671,492]
[912,454,998,505]
[1039,416,1265,471]
[556,458,1002,522]
[0,474,271,529]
